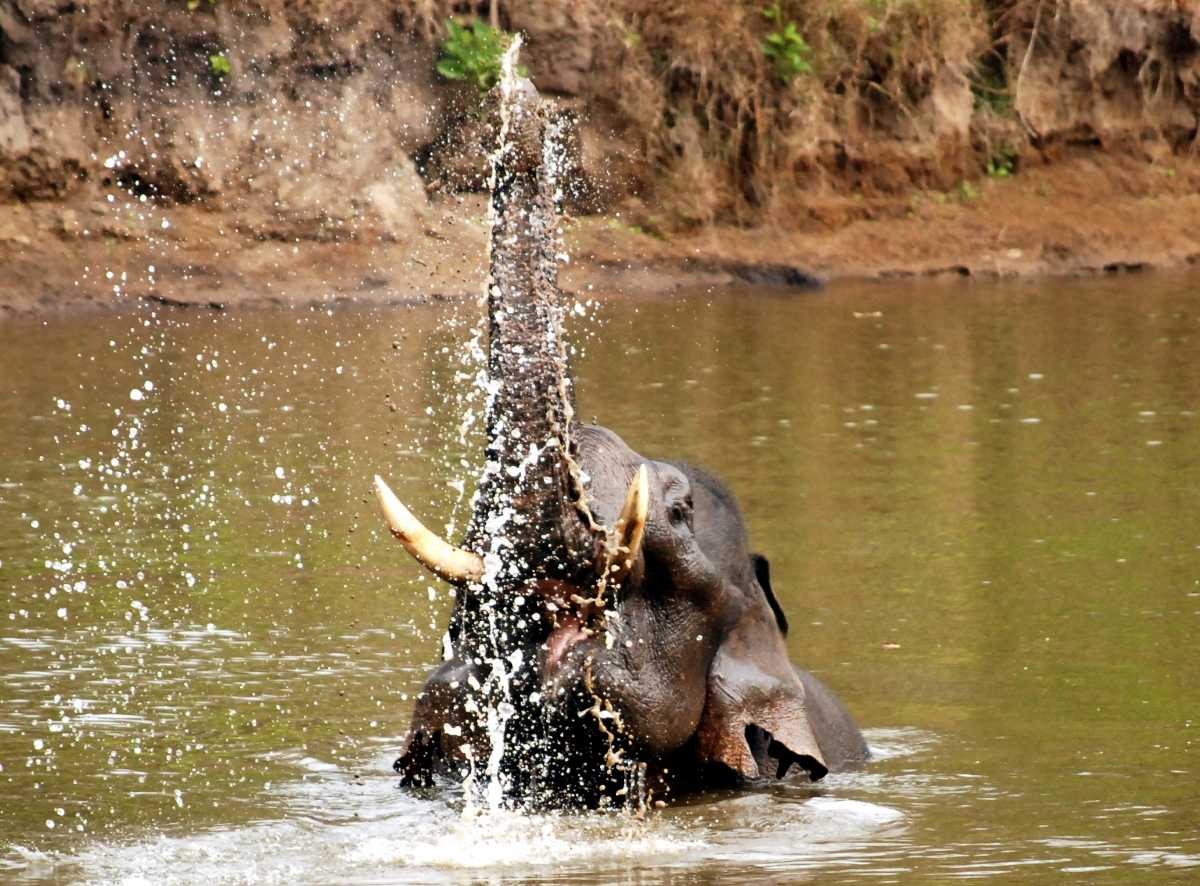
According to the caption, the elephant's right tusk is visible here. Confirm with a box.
[608,464,648,584]
[374,475,484,585]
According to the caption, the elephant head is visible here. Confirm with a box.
[373,66,865,807]
[533,427,839,798]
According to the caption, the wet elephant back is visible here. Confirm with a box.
[794,667,870,772]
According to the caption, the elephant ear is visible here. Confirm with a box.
[695,597,828,781]
[751,553,788,635]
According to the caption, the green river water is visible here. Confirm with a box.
[1,274,1198,884]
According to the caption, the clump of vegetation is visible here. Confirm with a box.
[209,53,232,77]
[436,19,524,93]
[761,4,813,82]
[986,149,1016,178]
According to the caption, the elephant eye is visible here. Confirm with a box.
[669,498,693,528]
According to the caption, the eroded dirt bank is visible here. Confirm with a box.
[1,0,1199,315]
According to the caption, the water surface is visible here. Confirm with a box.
[2,274,1198,883]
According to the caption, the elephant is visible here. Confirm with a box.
[372,67,867,808]
[379,427,868,806]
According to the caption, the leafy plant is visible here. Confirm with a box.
[436,19,524,93]
[209,53,232,77]
[986,150,1016,179]
[957,180,980,201]
[762,4,813,83]
[186,0,217,10]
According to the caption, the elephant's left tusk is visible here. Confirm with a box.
[608,464,648,584]
[374,475,485,585]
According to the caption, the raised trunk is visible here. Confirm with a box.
[466,74,597,589]
[450,61,602,807]
[387,50,629,807]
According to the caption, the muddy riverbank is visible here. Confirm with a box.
[4,146,1199,317]
[2,0,1199,315]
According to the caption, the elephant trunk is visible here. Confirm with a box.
[466,65,599,591]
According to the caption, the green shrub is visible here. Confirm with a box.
[986,150,1016,179]
[762,4,813,82]
[436,19,524,93]
[209,53,232,77]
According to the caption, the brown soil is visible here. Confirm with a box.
[578,149,1200,288]
[2,147,1197,317]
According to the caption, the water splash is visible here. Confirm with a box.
[33,743,917,885]
[456,33,595,812]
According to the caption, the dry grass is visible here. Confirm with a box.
[579,0,989,225]
[62,0,1199,230]
[85,0,1000,226]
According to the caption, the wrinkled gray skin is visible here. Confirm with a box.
[397,425,868,805]
[392,73,866,807]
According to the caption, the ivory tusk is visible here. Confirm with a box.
[373,475,484,584]
[609,464,648,583]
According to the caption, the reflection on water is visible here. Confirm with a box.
[2,274,1199,883]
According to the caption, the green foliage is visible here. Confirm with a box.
[762,5,813,83]
[957,179,979,201]
[986,149,1016,179]
[436,19,524,93]
[186,0,217,10]
[209,53,232,77]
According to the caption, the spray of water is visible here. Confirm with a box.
[438,35,620,813]
[471,34,550,813]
